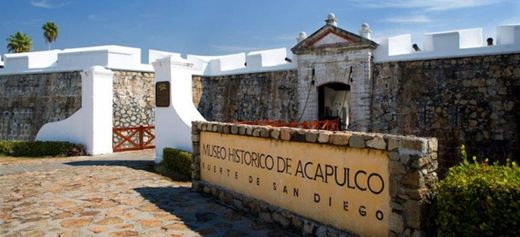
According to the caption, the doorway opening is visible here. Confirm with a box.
[318,83,350,130]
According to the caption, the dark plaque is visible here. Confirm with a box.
[155,81,170,107]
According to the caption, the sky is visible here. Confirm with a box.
[1,0,520,62]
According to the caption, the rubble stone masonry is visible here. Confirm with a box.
[0,72,82,141]
[372,53,520,171]
[193,70,298,122]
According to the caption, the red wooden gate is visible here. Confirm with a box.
[113,125,155,152]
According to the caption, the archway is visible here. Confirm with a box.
[318,82,350,130]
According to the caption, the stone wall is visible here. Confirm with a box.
[191,121,438,237]
[192,70,298,122]
[372,53,520,171]
[112,70,155,128]
[0,72,82,141]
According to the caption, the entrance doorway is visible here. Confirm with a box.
[318,83,350,130]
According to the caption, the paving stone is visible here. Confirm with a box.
[0,150,293,237]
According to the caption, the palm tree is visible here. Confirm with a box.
[42,21,59,50]
[6,32,33,53]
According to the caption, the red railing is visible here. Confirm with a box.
[235,119,340,131]
[113,125,155,152]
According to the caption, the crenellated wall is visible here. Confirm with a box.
[372,53,520,171]
[193,70,299,122]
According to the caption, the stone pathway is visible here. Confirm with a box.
[0,150,293,237]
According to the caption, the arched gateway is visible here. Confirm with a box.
[291,14,377,132]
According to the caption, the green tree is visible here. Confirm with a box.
[6,32,33,53]
[42,21,59,50]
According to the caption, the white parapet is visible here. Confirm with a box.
[373,34,412,59]
[188,48,295,76]
[152,56,206,163]
[424,28,483,52]
[374,24,520,63]
[148,49,182,64]
[246,48,288,68]
[497,24,520,45]
[58,45,142,70]
[2,50,60,73]
[0,45,153,75]
[36,66,114,155]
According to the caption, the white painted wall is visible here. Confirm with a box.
[188,48,294,76]
[0,45,152,75]
[374,24,520,62]
[152,55,206,163]
[497,25,520,45]
[36,66,114,155]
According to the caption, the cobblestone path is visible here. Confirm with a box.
[0,151,292,237]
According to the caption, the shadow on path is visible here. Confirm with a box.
[134,187,294,237]
[65,160,154,171]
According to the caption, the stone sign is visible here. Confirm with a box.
[155,81,170,107]
[192,122,438,237]
[200,132,390,236]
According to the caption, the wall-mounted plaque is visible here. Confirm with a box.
[155,81,170,107]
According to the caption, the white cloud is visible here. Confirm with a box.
[31,0,69,9]
[353,0,503,11]
[382,15,432,23]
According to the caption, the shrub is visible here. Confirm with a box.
[156,148,192,181]
[0,140,85,157]
[436,146,520,237]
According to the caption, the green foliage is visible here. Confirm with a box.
[6,32,32,53]
[0,140,85,157]
[42,21,59,50]
[436,145,520,237]
[157,148,192,181]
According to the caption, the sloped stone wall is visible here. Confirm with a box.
[192,70,299,122]
[372,53,520,171]
[112,70,155,128]
[0,72,82,141]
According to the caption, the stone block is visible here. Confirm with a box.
[192,135,200,142]
[367,135,386,150]
[400,171,423,188]
[349,134,366,148]
[317,132,331,143]
[238,126,246,135]
[427,138,438,152]
[280,128,291,141]
[303,221,315,235]
[404,200,422,229]
[330,133,350,145]
[389,212,404,233]
[272,212,289,228]
[389,161,406,175]
[271,128,280,139]
[231,125,239,134]
[400,138,427,154]
[260,128,270,137]
[259,212,273,223]
[305,130,319,143]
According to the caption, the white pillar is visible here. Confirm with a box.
[82,66,114,155]
[152,56,205,163]
[36,66,114,155]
